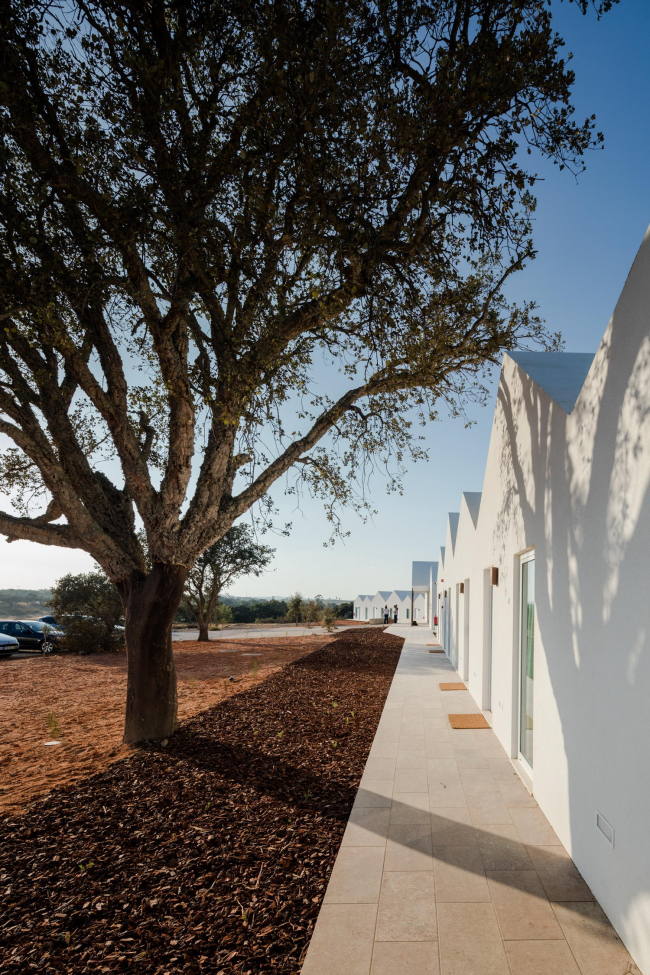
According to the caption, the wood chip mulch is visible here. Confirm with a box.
[0,627,403,975]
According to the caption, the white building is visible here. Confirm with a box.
[353,588,428,623]
[432,227,650,972]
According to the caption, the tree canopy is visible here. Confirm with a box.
[0,0,615,740]
[0,0,613,573]
[181,523,274,640]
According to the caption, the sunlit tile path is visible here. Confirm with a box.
[301,627,640,975]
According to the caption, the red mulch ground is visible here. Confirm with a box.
[0,627,403,974]
[0,635,333,816]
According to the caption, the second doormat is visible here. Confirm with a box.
[429,648,444,653]
[448,713,491,729]
[440,682,466,691]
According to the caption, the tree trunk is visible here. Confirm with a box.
[197,616,209,642]
[116,562,188,744]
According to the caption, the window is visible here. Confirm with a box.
[406,608,410,619]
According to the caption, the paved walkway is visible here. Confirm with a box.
[301,627,639,975]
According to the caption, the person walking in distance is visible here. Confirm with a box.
[383,605,389,624]
[393,605,398,624]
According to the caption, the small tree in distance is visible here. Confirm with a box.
[181,525,274,642]
[303,599,320,628]
[286,594,304,624]
[320,604,339,633]
[49,571,123,654]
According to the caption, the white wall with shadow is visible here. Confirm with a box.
[435,226,650,972]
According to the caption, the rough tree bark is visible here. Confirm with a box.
[116,563,188,744]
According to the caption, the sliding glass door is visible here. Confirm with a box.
[519,554,535,769]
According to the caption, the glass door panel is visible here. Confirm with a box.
[520,557,535,768]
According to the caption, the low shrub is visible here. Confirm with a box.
[59,616,124,655]
[320,604,339,633]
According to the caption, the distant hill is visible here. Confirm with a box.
[221,595,351,605]
[0,589,351,620]
[0,589,52,619]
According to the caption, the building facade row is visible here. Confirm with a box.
[353,589,428,622]
[430,229,650,973]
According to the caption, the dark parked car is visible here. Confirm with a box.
[0,620,63,653]
[0,632,20,655]
[38,615,59,626]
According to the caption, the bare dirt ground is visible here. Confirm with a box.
[0,635,332,816]
[0,628,403,975]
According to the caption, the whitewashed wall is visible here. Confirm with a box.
[437,227,650,973]
[353,590,427,622]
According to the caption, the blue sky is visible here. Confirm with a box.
[1,0,649,597]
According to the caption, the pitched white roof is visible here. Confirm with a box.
[507,351,595,414]
[463,492,482,528]
[448,512,460,552]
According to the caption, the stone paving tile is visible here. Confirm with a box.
[301,629,639,975]
[459,767,501,796]
[476,822,534,871]
[375,871,437,941]
[425,741,455,759]
[486,870,564,940]
[371,941,440,975]
[368,740,399,759]
[394,768,429,793]
[453,747,488,768]
[396,750,428,769]
[504,939,582,974]
[551,902,642,975]
[324,846,386,904]
[385,823,434,871]
[390,792,430,825]
[353,780,394,808]
[362,757,397,780]
[301,903,377,975]
[341,806,391,847]
[433,845,490,903]
[525,846,595,902]
[437,902,510,975]
[509,806,563,846]
[430,806,477,848]
[467,792,514,825]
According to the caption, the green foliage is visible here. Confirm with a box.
[303,599,320,627]
[174,603,196,624]
[320,604,339,633]
[182,524,274,636]
[230,599,287,623]
[0,0,611,584]
[0,589,52,619]
[214,604,234,627]
[49,571,124,654]
[286,593,304,624]
[336,601,354,619]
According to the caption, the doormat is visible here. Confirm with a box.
[448,713,490,729]
[440,683,466,691]
[429,648,444,653]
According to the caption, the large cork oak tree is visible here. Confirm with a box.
[0,0,612,741]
